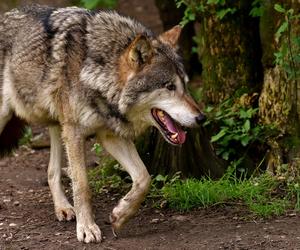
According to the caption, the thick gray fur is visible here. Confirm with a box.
[0,5,186,139]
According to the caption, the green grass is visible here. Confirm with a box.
[18,126,32,146]
[161,173,299,218]
[88,143,128,193]
[88,158,300,218]
[88,158,130,193]
[88,143,300,218]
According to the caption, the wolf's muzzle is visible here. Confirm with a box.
[196,113,206,125]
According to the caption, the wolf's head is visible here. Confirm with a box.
[117,26,205,145]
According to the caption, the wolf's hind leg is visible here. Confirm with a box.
[48,125,75,221]
[98,132,151,232]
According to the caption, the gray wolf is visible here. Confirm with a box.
[0,5,205,243]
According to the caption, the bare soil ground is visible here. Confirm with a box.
[1,142,300,250]
[1,0,300,249]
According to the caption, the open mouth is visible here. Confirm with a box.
[151,108,186,145]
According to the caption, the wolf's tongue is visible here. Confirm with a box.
[164,113,186,144]
[177,129,186,144]
[164,115,177,133]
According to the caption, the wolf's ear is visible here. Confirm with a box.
[128,35,153,68]
[158,25,182,48]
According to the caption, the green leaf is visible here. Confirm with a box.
[252,126,261,136]
[233,134,243,141]
[221,148,235,160]
[175,0,184,8]
[221,151,230,160]
[294,55,300,63]
[211,128,228,142]
[189,13,196,21]
[81,0,100,9]
[241,135,251,146]
[205,106,214,113]
[275,21,288,41]
[274,4,286,13]
[207,0,220,4]
[216,148,225,156]
[239,108,257,119]
[239,109,249,118]
[223,118,235,127]
[180,7,196,26]
[203,120,211,126]
[219,134,234,146]
[250,0,264,17]
[195,4,206,13]
[243,120,251,132]
[292,36,300,46]
[287,8,294,16]
[216,8,236,20]
[252,0,262,6]
[215,110,223,118]
[191,46,198,54]
[81,0,117,9]
[155,174,167,182]
[250,6,264,17]
[92,143,103,155]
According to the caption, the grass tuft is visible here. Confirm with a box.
[161,173,299,217]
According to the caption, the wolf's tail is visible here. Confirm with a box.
[0,115,26,156]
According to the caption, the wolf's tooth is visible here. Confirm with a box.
[157,110,164,118]
[171,133,178,139]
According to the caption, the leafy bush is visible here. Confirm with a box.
[273,4,300,80]
[204,92,274,165]
[175,0,237,26]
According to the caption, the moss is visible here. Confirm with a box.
[195,1,261,104]
[258,66,291,132]
[283,135,300,150]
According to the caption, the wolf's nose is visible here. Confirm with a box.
[196,113,206,125]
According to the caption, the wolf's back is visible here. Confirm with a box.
[0,5,153,156]
[0,12,26,156]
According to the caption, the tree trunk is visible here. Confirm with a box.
[138,127,225,178]
[258,0,300,177]
[195,0,262,105]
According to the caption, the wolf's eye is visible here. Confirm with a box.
[166,83,176,91]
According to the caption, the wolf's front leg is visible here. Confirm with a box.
[98,132,151,232]
[62,125,102,243]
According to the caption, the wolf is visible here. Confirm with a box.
[0,5,205,243]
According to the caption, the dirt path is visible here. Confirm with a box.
[1,1,300,249]
[1,144,300,250]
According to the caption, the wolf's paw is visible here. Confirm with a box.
[55,206,76,221]
[109,199,137,231]
[77,222,102,243]
[110,212,125,231]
